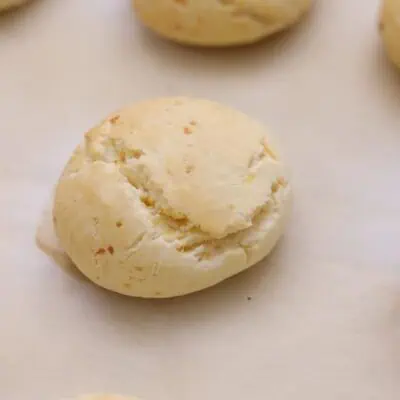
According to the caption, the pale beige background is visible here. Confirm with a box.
[1,1,400,400]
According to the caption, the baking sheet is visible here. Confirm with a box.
[1,0,400,399]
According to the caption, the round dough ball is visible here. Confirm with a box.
[0,0,30,11]
[53,97,292,298]
[380,0,400,68]
[132,0,313,47]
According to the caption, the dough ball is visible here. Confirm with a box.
[0,0,30,11]
[132,0,313,47]
[380,0,400,68]
[53,97,292,298]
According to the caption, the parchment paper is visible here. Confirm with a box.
[1,1,400,399]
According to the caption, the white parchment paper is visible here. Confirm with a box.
[1,1,400,399]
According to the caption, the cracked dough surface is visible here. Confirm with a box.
[0,0,30,11]
[380,0,400,68]
[52,97,291,298]
[133,0,313,46]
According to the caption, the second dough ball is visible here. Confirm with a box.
[133,0,313,47]
[380,0,400,68]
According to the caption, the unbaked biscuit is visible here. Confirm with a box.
[51,97,292,298]
[133,0,313,46]
[380,0,400,68]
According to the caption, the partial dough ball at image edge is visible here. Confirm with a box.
[380,0,400,68]
[132,0,313,47]
[0,0,31,11]
[53,97,292,298]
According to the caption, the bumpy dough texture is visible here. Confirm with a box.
[0,0,30,11]
[133,0,313,46]
[380,0,400,68]
[53,97,292,298]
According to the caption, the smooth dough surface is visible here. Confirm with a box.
[380,0,400,67]
[133,0,313,46]
[0,0,30,11]
[52,97,291,298]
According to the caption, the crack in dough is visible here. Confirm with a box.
[78,132,288,263]
[52,97,291,297]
